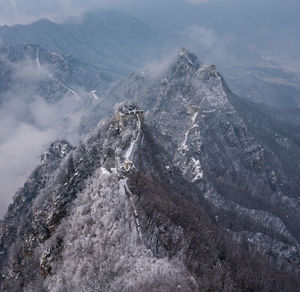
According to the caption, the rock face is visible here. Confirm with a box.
[1,49,300,291]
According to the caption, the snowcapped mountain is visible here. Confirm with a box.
[0,11,166,77]
[108,49,300,272]
[1,49,300,291]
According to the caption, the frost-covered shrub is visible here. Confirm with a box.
[42,169,188,291]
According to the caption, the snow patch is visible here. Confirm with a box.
[66,85,80,101]
[36,48,41,71]
[124,114,142,170]
[178,111,199,153]
[90,90,100,101]
[121,178,142,240]
[100,167,110,176]
[191,158,203,182]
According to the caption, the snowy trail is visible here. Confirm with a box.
[191,111,198,123]
[36,48,41,71]
[121,178,142,240]
[56,79,81,101]
[179,111,199,153]
[35,48,81,101]
[55,78,81,101]
[178,110,204,181]
[124,114,142,164]
[117,113,143,239]
[66,86,81,101]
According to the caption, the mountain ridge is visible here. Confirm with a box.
[106,49,300,273]
[1,49,300,291]
[0,11,166,76]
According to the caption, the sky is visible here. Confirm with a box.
[0,0,220,25]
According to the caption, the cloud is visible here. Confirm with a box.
[0,57,85,218]
[0,123,56,216]
[179,25,236,66]
[145,51,179,79]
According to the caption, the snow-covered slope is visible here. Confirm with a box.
[0,43,113,104]
[1,49,300,291]
[107,48,300,274]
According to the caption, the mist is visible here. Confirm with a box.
[2,0,299,66]
[0,57,85,217]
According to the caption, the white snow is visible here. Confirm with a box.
[110,167,118,174]
[100,167,110,176]
[36,48,41,70]
[202,110,216,115]
[179,49,194,66]
[60,144,68,157]
[191,111,198,124]
[121,178,142,239]
[179,111,199,153]
[66,86,81,101]
[115,113,143,238]
[124,114,142,166]
[44,68,81,101]
[41,152,49,163]
[90,90,100,101]
[204,192,295,241]
[191,158,203,182]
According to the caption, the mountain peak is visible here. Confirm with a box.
[176,47,201,70]
[165,48,202,79]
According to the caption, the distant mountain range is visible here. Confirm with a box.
[1,9,300,110]
[0,11,167,76]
